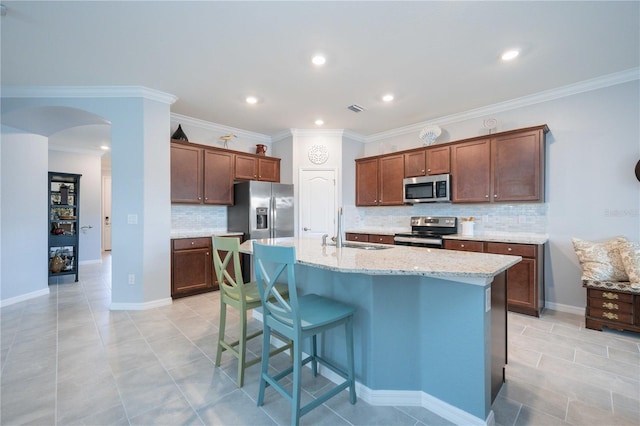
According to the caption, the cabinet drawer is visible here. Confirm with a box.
[588,307,634,325]
[588,289,634,303]
[369,234,395,245]
[588,298,633,314]
[444,240,484,253]
[486,242,535,257]
[346,233,370,242]
[173,237,211,251]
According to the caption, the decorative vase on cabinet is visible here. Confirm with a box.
[49,172,81,282]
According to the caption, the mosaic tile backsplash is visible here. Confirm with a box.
[172,205,227,230]
[173,203,548,236]
[344,203,548,236]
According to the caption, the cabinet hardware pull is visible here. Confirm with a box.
[508,247,512,251]
[206,252,209,256]
[485,195,489,198]
[494,194,497,198]
[602,292,619,300]
[602,302,618,310]
[602,312,618,320]
[191,242,195,245]
[461,244,465,248]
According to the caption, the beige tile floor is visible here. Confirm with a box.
[1,254,639,425]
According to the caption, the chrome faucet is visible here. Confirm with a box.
[322,234,328,247]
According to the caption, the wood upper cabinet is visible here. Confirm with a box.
[451,126,547,203]
[203,150,234,205]
[451,139,492,203]
[404,146,450,178]
[171,144,203,203]
[356,154,404,206]
[491,129,543,202]
[355,158,379,206]
[378,154,404,205]
[426,145,451,175]
[234,155,280,182]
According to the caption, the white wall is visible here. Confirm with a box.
[48,150,102,263]
[357,80,640,312]
[0,127,49,304]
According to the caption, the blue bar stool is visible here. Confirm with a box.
[253,242,356,426]
[213,236,291,387]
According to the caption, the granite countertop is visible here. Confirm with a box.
[239,237,521,285]
[171,229,244,239]
[444,233,548,245]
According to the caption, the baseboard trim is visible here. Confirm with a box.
[545,302,585,316]
[110,297,172,311]
[1,288,50,308]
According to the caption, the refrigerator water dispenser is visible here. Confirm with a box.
[256,207,268,229]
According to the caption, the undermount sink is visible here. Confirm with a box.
[327,242,393,250]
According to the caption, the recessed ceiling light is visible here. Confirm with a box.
[100,145,110,150]
[501,49,520,61]
[382,94,394,102]
[246,96,258,104]
[315,119,324,126]
[312,55,326,66]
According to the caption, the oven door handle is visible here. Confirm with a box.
[393,236,443,246]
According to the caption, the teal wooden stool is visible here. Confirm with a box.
[253,242,357,426]
[213,236,290,387]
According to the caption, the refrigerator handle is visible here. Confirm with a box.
[270,195,275,239]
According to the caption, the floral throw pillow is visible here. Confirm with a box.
[572,237,628,282]
[618,241,640,288]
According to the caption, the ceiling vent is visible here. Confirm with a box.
[347,104,366,113]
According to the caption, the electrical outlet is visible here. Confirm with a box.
[128,274,135,285]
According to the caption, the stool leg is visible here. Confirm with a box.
[311,334,318,377]
[346,316,356,404]
[216,299,227,366]
[292,338,303,426]
[238,308,248,387]
[257,325,270,407]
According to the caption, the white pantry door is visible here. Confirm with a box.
[299,169,337,239]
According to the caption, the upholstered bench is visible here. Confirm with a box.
[584,280,640,333]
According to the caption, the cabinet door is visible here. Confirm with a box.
[404,150,426,178]
[369,234,395,245]
[426,145,450,175]
[451,139,491,203]
[258,157,280,182]
[355,158,379,206]
[203,150,234,205]
[378,154,405,205]
[491,130,543,202]
[234,154,257,180]
[171,144,202,203]
[172,241,213,298]
[505,258,536,310]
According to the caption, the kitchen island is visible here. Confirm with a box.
[240,238,521,426]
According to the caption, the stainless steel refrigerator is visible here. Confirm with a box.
[227,181,294,240]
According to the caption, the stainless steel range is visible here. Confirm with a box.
[393,216,457,248]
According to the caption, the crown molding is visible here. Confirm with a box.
[365,67,640,142]
[1,85,178,104]
[290,128,345,137]
[170,112,271,143]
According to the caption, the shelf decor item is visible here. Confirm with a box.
[256,144,268,155]
[171,124,189,141]
[308,144,329,164]
[419,125,442,146]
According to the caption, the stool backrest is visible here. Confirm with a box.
[213,236,245,296]
[253,242,300,328]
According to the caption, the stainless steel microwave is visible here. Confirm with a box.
[403,174,451,203]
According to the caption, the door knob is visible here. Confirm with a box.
[303,227,311,231]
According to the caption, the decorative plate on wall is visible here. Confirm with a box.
[308,144,329,164]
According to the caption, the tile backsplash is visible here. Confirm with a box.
[345,203,548,235]
[172,205,227,230]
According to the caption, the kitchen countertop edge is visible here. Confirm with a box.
[171,230,244,239]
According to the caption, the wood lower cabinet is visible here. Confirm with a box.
[171,237,214,298]
[345,233,394,245]
[444,239,545,317]
[171,235,244,298]
[355,154,404,206]
[585,288,640,333]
